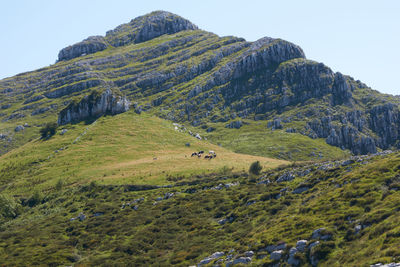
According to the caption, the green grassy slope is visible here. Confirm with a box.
[0,111,286,195]
[1,145,399,266]
[199,120,350,161]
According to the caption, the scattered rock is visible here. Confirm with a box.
[60,129,68,135]
[371,263,400,267]
[311,228,332,240]
[292,186,310,194]
[285,127,296,133]
[14,125,24,132]
[244,251,254,257]
[1,104,11,109]
[226,120,243,129]
[288,247,300,266]
[277,172,295,183]
[164,192,174,199]
[232,257,252,265]
[198,251,225,266]
[270,250,283,260]
[296,240,307,252]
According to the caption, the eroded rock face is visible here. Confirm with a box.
[58,89,130,125]
[58,36,108,61]
[307,103,400,154]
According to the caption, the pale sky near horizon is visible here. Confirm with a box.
[1,0,399,94]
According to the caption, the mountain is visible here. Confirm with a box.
[1,10,399,160]
[2,10,400,267]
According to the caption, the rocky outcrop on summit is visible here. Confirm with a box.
[58,36,108,61]
[57,11,198,61]
[105,11,198,46]
[58,89,130,125]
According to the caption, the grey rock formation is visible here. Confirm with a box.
[198,251,224,266]
[371,263,400,267]
[292,186,310,194]
[232,257,252,265]
[106,11,198,47]
[296,240,307,252]
[14,125,24,132]
[58,89,130,125]
[226,120,243,129]
[288,247,300,266]
[311,228,332,240]
[270,250,283,260]
[277,172,295,183]
[58,36,108,61]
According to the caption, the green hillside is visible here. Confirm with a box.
[1,10,400,267]
[0,111,286,195]
[1,138,399,266]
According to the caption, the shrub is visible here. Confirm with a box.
[27,190,43,207]
[40,122,58,139]
[249,161,262,175]
[0,194,21,220]
[55,178,64,190]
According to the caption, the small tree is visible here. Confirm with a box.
[40,122,58,139]
[249,161,262,175]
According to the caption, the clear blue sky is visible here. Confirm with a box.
[1,0,399,94]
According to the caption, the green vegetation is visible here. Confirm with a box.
[249,160,262,175]
[201,120,350,161]
[0,146,400,266]
[40,122,58,139]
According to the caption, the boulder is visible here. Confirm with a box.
[244,251,254,257]
[226,120,243,129]
[292,186,310,194]
[270,250,283,261]
[14,125,24,132]
[232,257,251,265]
[311,228,332,240]
[198,251,225,266]
[288,247,300,266]
[296,240,307,252]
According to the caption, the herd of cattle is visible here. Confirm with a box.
[191,150,217,159]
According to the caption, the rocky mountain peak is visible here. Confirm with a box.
[58,10,198,61]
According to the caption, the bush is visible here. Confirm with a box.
[27,190,43,207]
[55,178,64,191]
[249,161,262,175]
[40,122,58,139]
[0,194,21,220]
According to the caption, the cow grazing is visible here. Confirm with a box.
[198,151,204,154]
[191,152,198,157]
